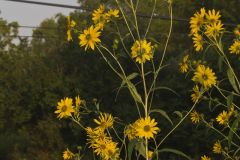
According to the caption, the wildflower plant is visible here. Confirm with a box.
[52,1,240,160]
[179,7,240,159]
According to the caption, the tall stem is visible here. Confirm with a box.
[141,63,148,116]
[145,138,149,160]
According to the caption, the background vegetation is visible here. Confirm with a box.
[0,0,239,159]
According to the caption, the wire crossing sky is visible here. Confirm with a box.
[0,0,238,37]
[0,0,78,36]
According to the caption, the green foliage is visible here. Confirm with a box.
[0,0,239,159]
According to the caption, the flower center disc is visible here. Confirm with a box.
[144,125,151,132]
[202,74,208,80]
[61,105,67,112]
[86,34,91,41]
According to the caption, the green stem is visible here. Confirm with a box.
[141,63,148,116]
[156,96,200,150]
[227,124,240,141]
[145,138,149,160]
[148,4,173,98]
[214,38,240,89]
[202,119,240,148]
[144,0,157,38]
[130,0,140,40]
[214,85,240,110]
[71,116,85,130]
[115,0,135,41]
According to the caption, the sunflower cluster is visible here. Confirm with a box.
[131,39,154,64]
[190,8,224,52]
[125,116,160,140]
[54,96,84,119]
[67,5,119,50]
[86,113,120,160]
[92,5,119,30]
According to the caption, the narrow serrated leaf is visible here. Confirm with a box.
[227,69,240,93]
[150,109,173,125]
[228,118,239,149]
[127,139,138,160]
[173,111,183,118]
[158,148,192,160]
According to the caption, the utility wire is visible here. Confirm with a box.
[2,0,238,32]
[6,0,237,26]
[5,0,91,11]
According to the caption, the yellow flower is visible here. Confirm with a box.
[229,40,240,55]
[55,97,74,119]
[191,85,201,102]
[106,9,119,18]
[233,25,240,37]
[91,138,119,160]
[205,21,224,38]
[67,30,72,42]
[192,34,203,52]
[75,95,82,107]
[85,127,109,148]
[135,116,160,139]
[63,148,74,160]
[147,150,154,159]
[190,110,200,124]
[92,5,105,22]
[179,55,189,73]
[213,140,222,154]
[201,155,211,160]
[190,8,206,34]
[91,138,109,156]
[102,141,120,160]
[131,40,153,64]
[206,9,221,24]
[228,106,235,117]
[67,16,76,41]
[125,124,138,140]
[94,113,114,129]
[92,5,108,30]
[192,65,217,89]
[79,25,101,50]
[216,110,229,125]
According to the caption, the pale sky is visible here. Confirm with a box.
[0,0,79,36]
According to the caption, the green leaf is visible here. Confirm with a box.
[158,148,192,160]
[227,69,240,94]
[127,81,142,104]
[135,141,146,158]
[173,111,183,118]
[150,109,173,125]
[228,117,239,149]
[127,139,138,160]
[227,94,233,107]
[127,72,139,81]
[218,56,224,72]
[152,86,180,97]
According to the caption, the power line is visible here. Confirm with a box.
[3,0,238,29]
[5,0,91,11]
[5,0,238,27]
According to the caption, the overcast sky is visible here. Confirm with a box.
[0,0,78,36]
